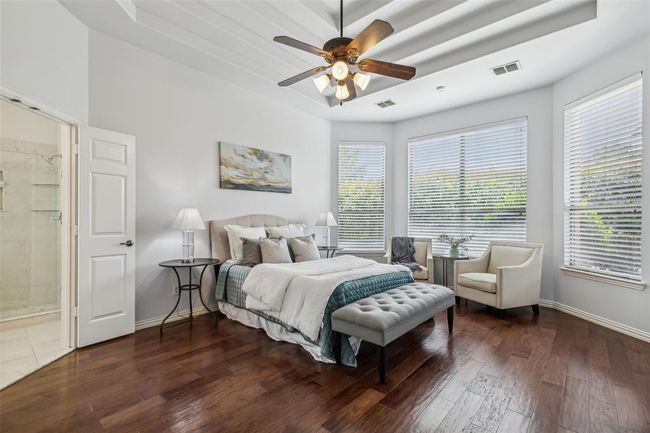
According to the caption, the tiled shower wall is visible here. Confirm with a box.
[0,138,61,319]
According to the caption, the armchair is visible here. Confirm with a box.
[385,237,433,283]
[454,241,543,313]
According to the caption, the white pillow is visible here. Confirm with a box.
[224,225,267,261]
[266,224,306,238]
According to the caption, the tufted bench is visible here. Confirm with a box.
[331,282,455,383]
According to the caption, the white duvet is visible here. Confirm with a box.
[242,255,409,341]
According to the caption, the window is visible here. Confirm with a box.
[564,75,643,280]
[408,119,527,256]
[337,142,385,250]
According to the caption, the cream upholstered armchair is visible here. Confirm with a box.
[385,237,433,283]
[454,241,543,313]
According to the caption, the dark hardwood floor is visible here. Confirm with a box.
[1,303,649,433]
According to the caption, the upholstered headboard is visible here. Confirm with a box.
[209,214,301,262]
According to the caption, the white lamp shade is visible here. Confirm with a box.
[171,208,206,230]
[353,72,370,91]
[315,211,337,227]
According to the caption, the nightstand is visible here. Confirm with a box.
[158,258,220,337]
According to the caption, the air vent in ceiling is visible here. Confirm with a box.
[376,99,396,108]
[491,61,521,76]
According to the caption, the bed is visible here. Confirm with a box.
[210,214,414,366]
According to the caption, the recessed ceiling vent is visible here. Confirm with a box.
[376,99,396,108]
[491,61,521,76]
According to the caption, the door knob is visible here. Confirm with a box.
[120,240,134,247]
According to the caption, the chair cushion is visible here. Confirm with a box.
[458,272,497,293]
[412,266,428,281]
[331,282,454,346]
[487,245,533,274]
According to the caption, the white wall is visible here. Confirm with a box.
[552,34,650,334]
[332,87,555,299]
[88,31,331,323]
[0,0,88,123]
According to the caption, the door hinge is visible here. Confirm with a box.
[72,144,79,155]
[73,225,78,236]
[72,306,79,317]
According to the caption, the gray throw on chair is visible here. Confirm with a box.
[391,237,424,272]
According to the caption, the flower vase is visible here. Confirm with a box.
[449,245,459,257]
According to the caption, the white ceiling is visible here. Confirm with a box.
[61,0,650,122]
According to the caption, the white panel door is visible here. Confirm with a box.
[78,126,135,347]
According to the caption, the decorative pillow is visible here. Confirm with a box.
[260,238,293,264]
[288,235,321,262]
[266,224,306,239]
[240,238,262,266]
[224,225,267,261]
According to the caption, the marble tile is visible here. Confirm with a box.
[25,320,62,344]
[0,327,27,342]
[0,354,38,389]
[32,338,65,365]
[0,338,34,362]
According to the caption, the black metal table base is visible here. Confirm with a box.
[160,264,217,337]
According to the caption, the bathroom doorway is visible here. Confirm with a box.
[0,96,76,388]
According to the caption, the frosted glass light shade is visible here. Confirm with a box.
[332,61,349,81]
[353,72,370,90]
[171,208,206,231]
[313,75,330,93]
[335,84,350,100]
[315,211,337,227]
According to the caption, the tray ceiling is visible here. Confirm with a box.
[61,0,650,121]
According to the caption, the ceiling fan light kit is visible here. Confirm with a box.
[274,0,416,105]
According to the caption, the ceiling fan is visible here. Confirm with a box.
[273,0,416,104]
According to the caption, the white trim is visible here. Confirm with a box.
[134,304,219,331]
[538,299,650,343]
[559,266,646,291]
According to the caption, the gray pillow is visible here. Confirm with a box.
[288,235,321,262]
[260,238,293,264]
[240,237,262,266]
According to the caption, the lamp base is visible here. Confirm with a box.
[182,230,195,262]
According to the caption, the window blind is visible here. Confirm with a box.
[408,119,527,256]
[564,75,643,279]
[337,142,385,250]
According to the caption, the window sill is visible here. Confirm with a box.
[559,266,646,291]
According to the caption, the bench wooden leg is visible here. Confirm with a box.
[447,306,454,333]
[333,332,342,365]
[378,346,386,384]
[532,304,540,315]
[455,296,461,305]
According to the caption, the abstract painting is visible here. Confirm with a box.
[219,142,292,193]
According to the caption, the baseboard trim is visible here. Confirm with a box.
[538,299,649,343]
[135,304,219,331]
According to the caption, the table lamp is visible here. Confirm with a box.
[171,208,206,262]
[315,211,337,246]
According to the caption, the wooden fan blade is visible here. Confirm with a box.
[273,36,329,57]
[277,66,328,87]
[358,59,416,80]
[344,77,357,101]
[346,20,394,57]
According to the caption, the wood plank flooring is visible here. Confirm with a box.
[1,303,649,433]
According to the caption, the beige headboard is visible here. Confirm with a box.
[209,214,301,262]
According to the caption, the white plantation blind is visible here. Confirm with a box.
[408,119,527,256]
[337,142,385,250]
[564,75,643,279]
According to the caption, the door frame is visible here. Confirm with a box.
[0,86,80,350]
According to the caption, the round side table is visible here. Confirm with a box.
[158,258,220,337]
[318,245,342,258]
